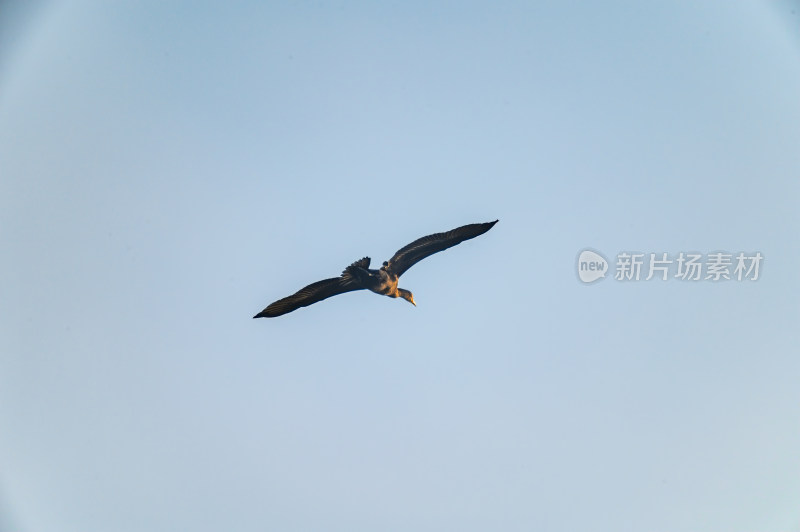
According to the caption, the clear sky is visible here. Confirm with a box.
[1,2,799,531]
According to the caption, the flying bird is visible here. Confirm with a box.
[254,220,498,318]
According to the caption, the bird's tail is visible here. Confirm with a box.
[342,256,371,282]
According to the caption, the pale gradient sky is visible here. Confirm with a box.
[1,2,799,531]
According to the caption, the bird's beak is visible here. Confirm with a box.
[411,298,416,307]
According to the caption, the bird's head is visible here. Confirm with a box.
[398,288,416,307]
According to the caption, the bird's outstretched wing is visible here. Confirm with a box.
[385,220,498,277]
[253,277,364,318]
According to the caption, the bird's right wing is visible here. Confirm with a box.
[386,220,498,277]
[254,277,364,318]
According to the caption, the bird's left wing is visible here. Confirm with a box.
[385,220,498,277]
[254,277,364,318]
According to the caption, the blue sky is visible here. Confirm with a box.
[1,2,799,531]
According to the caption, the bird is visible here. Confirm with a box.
[254,220,498,318]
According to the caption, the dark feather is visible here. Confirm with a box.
[385,220,498,277]
[253,277,364,318]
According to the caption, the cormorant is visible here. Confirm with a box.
[254,220,498,318]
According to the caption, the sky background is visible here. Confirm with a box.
[1,1,799,531]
